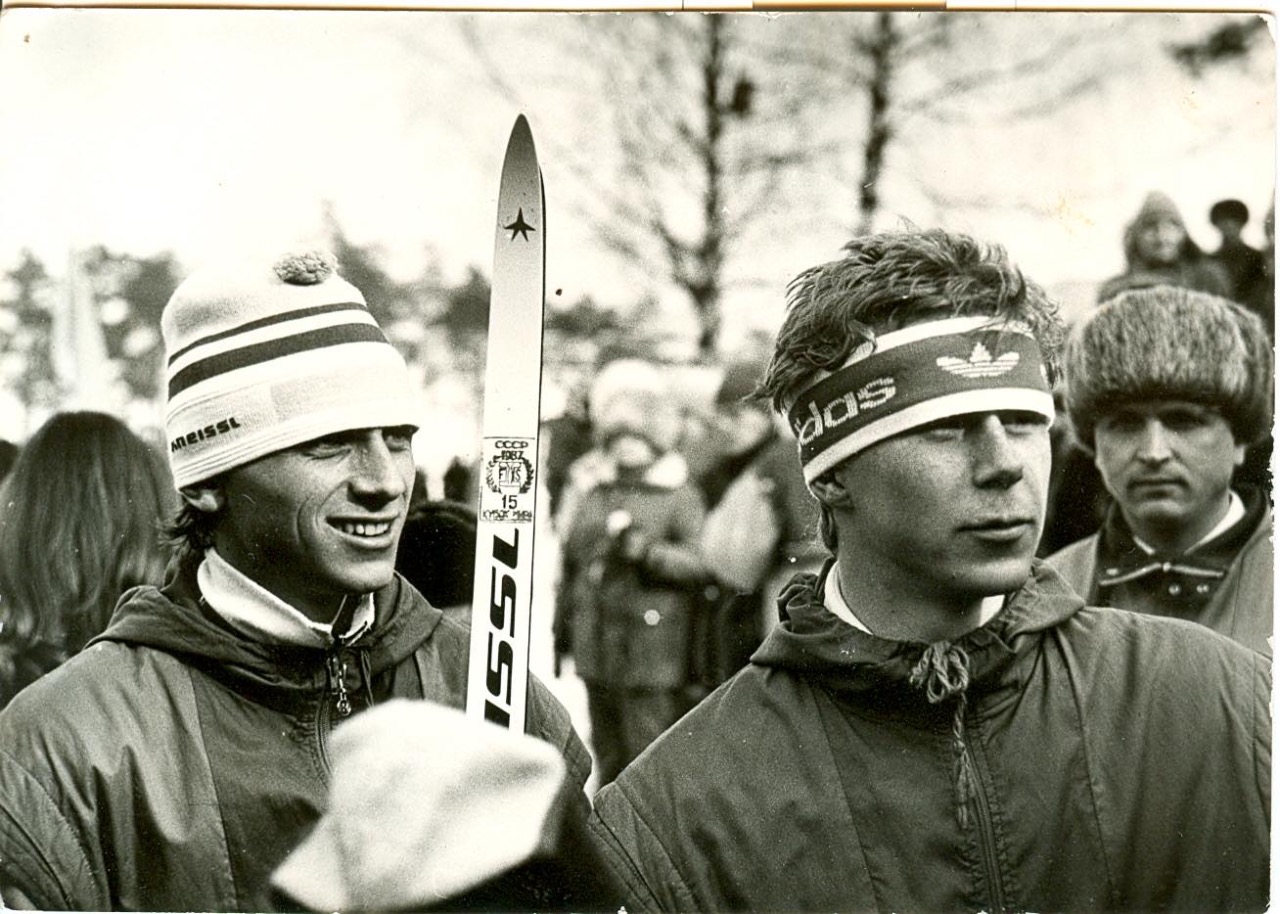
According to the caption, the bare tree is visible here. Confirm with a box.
[460,14,823,358]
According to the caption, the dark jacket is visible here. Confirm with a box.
[587,562,1270,913]
[556,455,706,689]
[0,554,590,911]
[1047,489,1273,657]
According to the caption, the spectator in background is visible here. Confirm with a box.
[1209,199,1269,313]
[542,381,594,520]
[442,455,475,506]
[693,354,821,690]
[552,358,706,786]
[1097,191,1230,303]
[0,411,173,708]
[0,440,18,484]
[395,497,477,624]
[1043,191,1233,555]
[1047,287,1272,656]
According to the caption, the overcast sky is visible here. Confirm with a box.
[0,9,1274,349]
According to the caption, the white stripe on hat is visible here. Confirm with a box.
[167,305,381,377]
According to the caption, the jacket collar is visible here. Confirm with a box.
[752,559,1083,706]
[1097,486,1268,588]
[88,550,444,694]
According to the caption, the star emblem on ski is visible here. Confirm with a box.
[466,115,547,733]
[504,207,535,241]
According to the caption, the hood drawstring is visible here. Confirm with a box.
[909,641,976,831]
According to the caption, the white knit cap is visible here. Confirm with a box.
[270,699,566,910]
[162,251,421,488]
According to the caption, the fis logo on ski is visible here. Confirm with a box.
[482,439,534,523]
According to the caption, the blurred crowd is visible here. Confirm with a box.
[0,192,1273,764]
[0,193,1271,910]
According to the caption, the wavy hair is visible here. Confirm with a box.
[757,228,1066,551]
[0,412,175,702]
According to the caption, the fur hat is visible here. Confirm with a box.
[1064,286,1273,450]
[589,358,681,453]
[161,250,420,488]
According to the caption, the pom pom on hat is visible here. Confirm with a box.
[1064,286,1273,451]
[274,250,337,285]
[161,249,420,488]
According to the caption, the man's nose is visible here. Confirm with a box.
[350,433,407,499]
[1135,418,1173,463]
[971,416,1024,489]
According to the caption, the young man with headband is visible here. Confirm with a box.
[586,229,1269,912]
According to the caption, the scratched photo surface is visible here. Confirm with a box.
[0,8,1272,794]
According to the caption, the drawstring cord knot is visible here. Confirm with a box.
[910,641,977,830]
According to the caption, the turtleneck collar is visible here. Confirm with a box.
[197,547,374,650]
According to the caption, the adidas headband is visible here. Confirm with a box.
[786,316,1055,484]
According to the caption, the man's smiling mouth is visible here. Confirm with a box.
[333,520,393,538]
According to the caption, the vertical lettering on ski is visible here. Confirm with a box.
[483,528,519,727]
[466,115,546,732]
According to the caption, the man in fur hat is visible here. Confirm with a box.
[585,228,1269,913]
[1042,191,1235,554]
[0,251,590,911]
[1047,286,1273,656]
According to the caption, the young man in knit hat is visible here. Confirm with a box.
[585,229,1269,913]
[1047,286,1273,656]
[0,251,590,911]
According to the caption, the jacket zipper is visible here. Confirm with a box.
[962,739,1006,914]
[316,652,350,773]
[326,652,353,718]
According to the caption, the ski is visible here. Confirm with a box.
[465,114,546,732]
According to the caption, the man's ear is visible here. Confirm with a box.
[1232,443,1247,467]
[809,472,853,509]
[179,483,226,514]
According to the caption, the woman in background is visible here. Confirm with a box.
[0,411,174,707]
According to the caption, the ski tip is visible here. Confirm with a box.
[503,114,538,173]
[511,113,532,142]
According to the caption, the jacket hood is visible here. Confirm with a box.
[89,551,445,696]
[752,559,1084,708]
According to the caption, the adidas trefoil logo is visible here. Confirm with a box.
[936,342,1020,379]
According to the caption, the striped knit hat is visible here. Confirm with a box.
[162,250,420,489]
[1064,286,1273,451]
